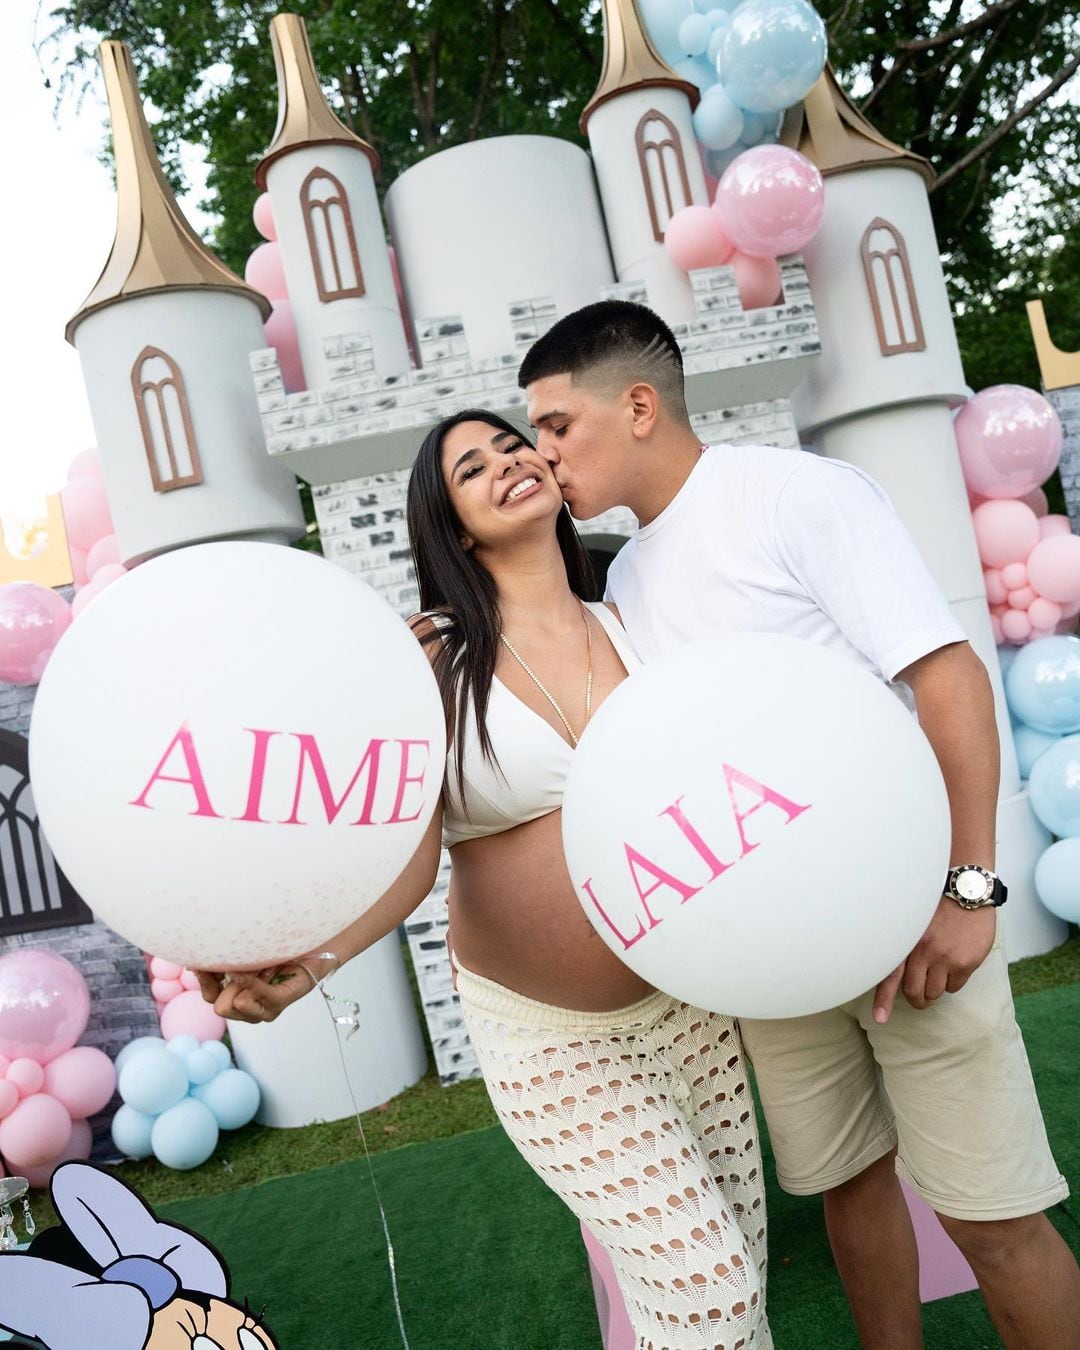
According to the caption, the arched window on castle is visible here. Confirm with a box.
[636,111,693,243]
[131,347,203,493]
[0,731,92,937]
[860,219,926,355]
[301,167,366,302]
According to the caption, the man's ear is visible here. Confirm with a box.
[627,382,661,439]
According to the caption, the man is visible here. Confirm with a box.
[518,300,1080,1349]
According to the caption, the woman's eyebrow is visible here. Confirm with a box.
[451,446,482,476]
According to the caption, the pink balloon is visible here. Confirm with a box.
[664,205,735,271]
[1007,586,1036,610]
[86,533,123,578]
[1001,607,1033,644]
[1061,599,1080,620]
[1026,534,1080,604]
[1038,514,1073,540]
[69,546,90,588]
[151,977,184,1003]
[253,192,277,242]
[990,612,1004,645]
[66,448,103,482]
[6,1058,44,1097]
[180,969,201,992]
[0,1081,18,1121]
[245,241,289,301]
[150,957,183,980]
[42,1045,117,1118]
[0,1092,71,1168]
[0,949,90,1063]
[20,1117,92,1190]
[971,499,1040,568]
[159,989,226,1042]
[1029,597,1063,631]
[59,476,114,552]
[71,563,128,619]
[954,385,1063,499]
[0,582,72,683]
[1001,561,1028,591]
[730,251,782,309]
[1020,486,1049,517]
[264,298,306,394]
[983,568,1007,605]
[714,145,825,258]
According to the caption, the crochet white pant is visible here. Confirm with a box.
[457,962,771,1350]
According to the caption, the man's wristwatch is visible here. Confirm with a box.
[944,865,1008,910]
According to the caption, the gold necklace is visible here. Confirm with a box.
[499,602,593,747]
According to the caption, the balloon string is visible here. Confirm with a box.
[312,967,411,1350]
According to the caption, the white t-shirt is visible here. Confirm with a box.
[606,443,966,684]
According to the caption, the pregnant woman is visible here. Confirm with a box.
[199,410,770,1350]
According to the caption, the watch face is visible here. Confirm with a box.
[955,869,991,902]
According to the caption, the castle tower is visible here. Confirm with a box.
[787,70,1063,954]
[256,14,410,385]
[1026,301,1080,532]
[581,0,707,322]
[66,42,305,567]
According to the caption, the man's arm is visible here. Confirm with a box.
[873,640,1001,1022]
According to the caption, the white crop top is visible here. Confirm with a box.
[435,603,640,847]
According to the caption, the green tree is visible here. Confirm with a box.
[41,0,1080,389]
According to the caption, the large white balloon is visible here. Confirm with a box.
[562,634,950,1018]
[29,542,445,970]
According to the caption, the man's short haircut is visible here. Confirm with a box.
[517,300,688,418]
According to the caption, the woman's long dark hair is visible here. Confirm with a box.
[406,409,596,792]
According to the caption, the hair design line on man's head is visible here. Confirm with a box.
[517,300,688,419]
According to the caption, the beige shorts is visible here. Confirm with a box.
[739,924,1068,1222]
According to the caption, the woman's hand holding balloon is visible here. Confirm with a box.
[195,955,333,1024]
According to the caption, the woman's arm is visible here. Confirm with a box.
[198,797,445,1024]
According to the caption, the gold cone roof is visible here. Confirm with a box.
[66,41,269,344]
[581,0,699,132]
[256,14,378,188]
[781,66,933,184]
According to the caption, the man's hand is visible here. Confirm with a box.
[873,897,996,1023]
[195,962,319,1025]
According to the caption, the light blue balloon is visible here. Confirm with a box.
[740,111,767,146]
[185,1048,219,1086]
[693,86,744,150]
[151,1097,219,1170]
[707,20,729,66]
[997,643,1019,680]
[1013,722,1060,779]
[673,54,718,96]
[1034,838,1080,921]
[1028,734,1080,838]
[166,1034,201,1059]
[115,1037,165,1075]
[721,0,828,114]
[118,1046,189,1116]
[193,1069,261,1130]
[111,1103,156,1160]
[1004,634,1080,734]
[639,0,696,67]
[201,1039,233,1072]
[707,143,745,178]
[679,12,712,56]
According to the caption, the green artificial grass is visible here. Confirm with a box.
[107,981,1080,1349]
